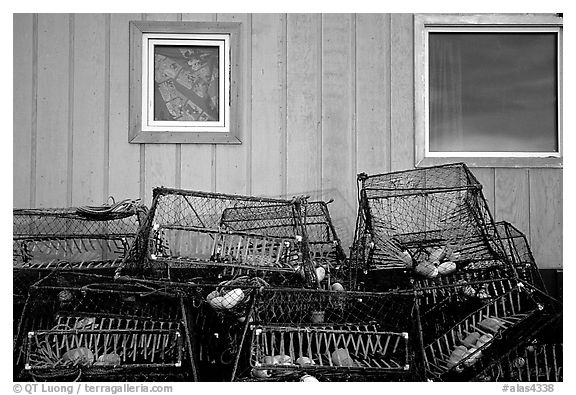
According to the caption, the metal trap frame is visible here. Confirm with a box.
[13,202,147,307]
[117,187,318,287]
[423,283,559,381]
[220,200,348,288]
[493,221,547,292]
[14,271,201,382]
[350,163,516,292]
[231,287,417,382]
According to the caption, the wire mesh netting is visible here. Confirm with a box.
[13,202,147,269]
[13,201,148,334]
[422,284,560,381]
[247,325,411,379]
[351,163,516,292]
[118,187,319,287]
[14,272,198,382]
[493,221,547,292]
[221,201,348,288]
[474,341,562,382]
[231,288,417,381]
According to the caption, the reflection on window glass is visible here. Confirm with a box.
[154,45,220,122]
[429,33,558,152]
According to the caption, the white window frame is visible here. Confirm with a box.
[142,34,230,132]
[414,14,563,168]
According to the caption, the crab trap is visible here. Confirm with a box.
[422,283,560,381]
[14,271,201,382]
[474,342,562,382]
[351,163,516,292]
[13,200,147,306]
[220,200,348,289]
[494,221,547,292]
[471,299,562,382]
[231,288,418,382]
[117,187,318,287]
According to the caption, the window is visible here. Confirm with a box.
[414,14,562,167]
[129,21,242,144]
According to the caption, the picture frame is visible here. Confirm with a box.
[129,21,242,144]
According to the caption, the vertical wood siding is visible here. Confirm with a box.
[13,13,563,269]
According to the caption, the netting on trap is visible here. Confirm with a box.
[13,201,148,304]
[245,324,411,380]
[415,277,519,344]
[422,284,558,381]
[252,288,414,331]
[118,187,318,287]
[493,221,547,292]
[351,163,515,291]
[221,200,348,288]
[229,288,417,382]
[14,272,198,381]
[108,274,269,381]
[474,342,563,382]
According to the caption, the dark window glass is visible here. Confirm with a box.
[429,32,558,152]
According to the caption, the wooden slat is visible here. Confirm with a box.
[180,13,216,193]
[13,13,34,207]
[286,13,322,200]
[356,13,390,176]
[472,168,495,216]
[142,13,179,205]
[108,13,142,201]
[495,168,530,235]
[72,13,106,205]
[529,169,562,269]
[390,13,414,172]
[215,13,250,195]
[250,13,285,197]
[35,14,70,207]
[321,13,356,247]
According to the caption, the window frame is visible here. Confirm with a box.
[129,21,242,144]
[414,14,563,168]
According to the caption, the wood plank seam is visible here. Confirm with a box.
[30,13,38,208]
[104,14,111,201]
[246,13,253,195]
[281,13,288,198]
[67,14,75,206]
[318,14,323,199]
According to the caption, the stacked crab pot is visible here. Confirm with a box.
[350,163,561,381]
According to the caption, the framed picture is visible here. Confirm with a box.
[129,21,242,144]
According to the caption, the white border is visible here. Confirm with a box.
[141,33,230,133]
[423,26,562,159]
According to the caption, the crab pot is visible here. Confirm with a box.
[244,325,412,381]
[14,272,200,381]
[351,164,517,292]
[231,288,419,381]
[221,201,348,287]
[13,203,147,313]
[416,277,519,343]
[422,284,560,381]
[117,187,318,287]
[493,221,547,292]
[474,342,563,382]
[251,288,414,330]
[24,325,183,382]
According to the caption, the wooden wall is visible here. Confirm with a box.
[13,13,562,269]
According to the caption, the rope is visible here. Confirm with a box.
[76,198,145,220]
